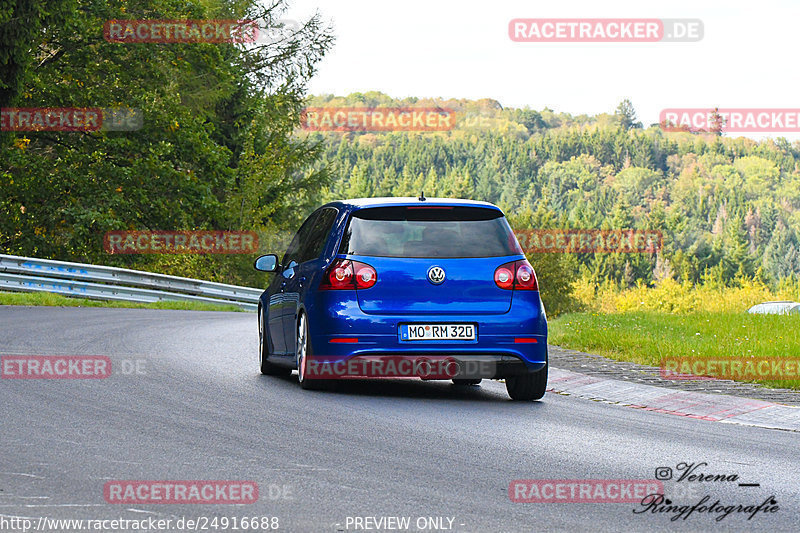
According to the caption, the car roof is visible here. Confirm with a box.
[327,197,504,211]
[747,301,800,314]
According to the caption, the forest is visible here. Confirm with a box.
[2,1,799,316]
[304,92,800,313]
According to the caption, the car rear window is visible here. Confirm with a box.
[338,206,524,258]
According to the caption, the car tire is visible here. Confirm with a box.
[505,365,547,401]
[296,312,328,390]
[452,379,482,386]
[259,307,291,376]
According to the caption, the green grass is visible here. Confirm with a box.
[0,291,244,312]
[549,311,800,389]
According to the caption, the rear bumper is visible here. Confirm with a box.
[304,290,547,378]
[305,354,541,379]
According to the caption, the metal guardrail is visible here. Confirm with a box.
[0,254,262,311]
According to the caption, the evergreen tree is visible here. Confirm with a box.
[614,99,642,130]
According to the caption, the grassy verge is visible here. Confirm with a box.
[549,311,800,389]
[0,291,244,312]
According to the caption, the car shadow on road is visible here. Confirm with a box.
[259,373,547,404]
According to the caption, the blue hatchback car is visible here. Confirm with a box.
[254,197,548,400]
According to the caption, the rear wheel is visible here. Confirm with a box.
[259,308,290,376]
[452,379,482,386]
[505,365,547,401]
[296,313,327,390]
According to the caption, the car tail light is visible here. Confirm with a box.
[494,259,539,291]
[494,265,515,290]
[353,262,377,289]
[320,259,377,290]
[515,262,537,290]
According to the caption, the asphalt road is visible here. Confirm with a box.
[1,306,798,533]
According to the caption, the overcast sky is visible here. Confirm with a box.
[284,0,800,141]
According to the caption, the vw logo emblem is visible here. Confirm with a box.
[427,266,446,285]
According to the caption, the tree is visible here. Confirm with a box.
[516,109,546,134]
[709,108,726,136]
[508,205,580,316]
[763,224,800,282]
[346,165,372,198]
[0,0,78,110]
[615,99,642,130]
[0,0,334,287]
[721,217,754,280]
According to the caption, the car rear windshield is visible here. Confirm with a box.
[338,206,524,258]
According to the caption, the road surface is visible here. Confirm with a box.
[1,307,798,532]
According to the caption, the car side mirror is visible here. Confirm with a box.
[254,254,279,272]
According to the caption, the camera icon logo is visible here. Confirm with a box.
[655,467,673,480]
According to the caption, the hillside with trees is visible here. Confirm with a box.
[1,0,333,285]
[3,2,799,317]
[304,93,800,313]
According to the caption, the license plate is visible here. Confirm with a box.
[401,324,476,341]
